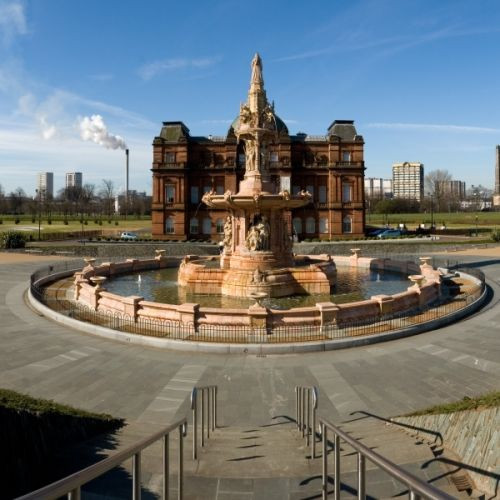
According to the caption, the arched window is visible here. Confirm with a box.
[306,217,315,234]
[342,182,352,202]
[343,215,352,234]
[165,216,175,234]
[319,217,328,233]
[202,217,212,235]
[292,217,302,235]
[216,218,224,233]
[189,217,199,234]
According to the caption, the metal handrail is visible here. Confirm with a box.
[295,385,318,458]
[191,385,217,460]
[17,418,187,500]
[319,417,455,500]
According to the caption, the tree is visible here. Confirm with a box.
[9,188,27,214]
[425,169,452,212]
[99,180,115,218]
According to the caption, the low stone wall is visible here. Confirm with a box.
[74,255,443,332]
[392,408,499,497]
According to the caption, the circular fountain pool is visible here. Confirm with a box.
[104,266,410,310]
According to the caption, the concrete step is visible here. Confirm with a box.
[45,415,468,499]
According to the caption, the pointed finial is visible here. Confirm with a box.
[251,53,263,86]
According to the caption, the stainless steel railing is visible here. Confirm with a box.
[295,385,318,458]
[319,418,455,500]
[17,418,187,500]
[190,385,218,460]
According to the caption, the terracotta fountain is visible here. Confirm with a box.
[178,54,336,298]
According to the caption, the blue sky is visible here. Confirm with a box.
[1,0,500,196]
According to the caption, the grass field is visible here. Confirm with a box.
[367,211,500,229]
[0,215,151,236]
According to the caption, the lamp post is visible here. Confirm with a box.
[475,215,478,237]
[35,189,41,241]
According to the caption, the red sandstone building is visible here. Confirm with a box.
[151,71,365,241]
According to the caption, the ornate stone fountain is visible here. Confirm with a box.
[178,54,336,298]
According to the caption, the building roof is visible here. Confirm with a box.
[327,120,360,141]
[158,122,190,142]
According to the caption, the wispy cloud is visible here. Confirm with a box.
[0,1,27,46]
[366,122,500,134]
[138,56,220,81]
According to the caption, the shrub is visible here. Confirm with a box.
[1,231,26,249]
[108,220,112,224]
[84,221,88,225]
[115,221,119,226]
[14,218,20,224]
[47,219,52,225]
[64,220,68,225]
[0,219,3,224]
[31,218,35,223]
[491,228,500,242]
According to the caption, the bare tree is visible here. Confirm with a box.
[81,183,96,216]
[99,179,115,218]
[425,169,452,212]
[9,187,27,214]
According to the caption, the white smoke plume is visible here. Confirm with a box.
[79,114,127,150]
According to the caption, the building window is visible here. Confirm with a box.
[280,175,290,192]
[203,185,211,195]
[342,182,352,202]
[189,217,199,234]
[238,153,246,165]
[306,185,314,199]
[216,218,224,233]
[202,217,212,235]
[216,184,224,195]
[306,217,315,234]
[292,217,302,235]
[319,217,328,233]
[165,152,176,163]
[342,215,352,233]
[292,185,300,195]
[270,152,278,162]
[342,151,351,162]
[165,185,175,204]
[318,185,327,203]
[191,186,199,204]
[165,216,175,234]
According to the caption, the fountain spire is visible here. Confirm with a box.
[248,53,266,114]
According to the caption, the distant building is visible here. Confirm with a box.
[437,180,466,199]
[36,172,54,199]
[494,145,500,207]
[66,172,83,189]
[392,162,424,202]
[364,177,392,199]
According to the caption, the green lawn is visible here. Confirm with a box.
[367,211,500,229]
[0,215,151,235]
[401,391,500,417]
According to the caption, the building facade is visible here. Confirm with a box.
[437,180,466,199]
[36,172,53,199]
[151,63,365,240]
[494,145,500,207]
[364,177,393,199]
[66,172,83,189]
[392,162,424,202]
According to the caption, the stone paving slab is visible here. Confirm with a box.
[1,255,499,497]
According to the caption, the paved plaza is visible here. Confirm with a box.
[1,250,499,497]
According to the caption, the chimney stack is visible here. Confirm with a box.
[494,145,500,207]
[125,149,129,218]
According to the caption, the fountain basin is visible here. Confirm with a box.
[178,254,336,298]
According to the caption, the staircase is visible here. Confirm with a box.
[19,387,470,499]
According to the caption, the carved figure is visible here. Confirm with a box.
[251,53,263,85]
[251,268,266,284]
[245,140,256,172]
[245,225,260,251]
[240,104,253,125]
[279,189,291,201]
[222,216,232,251]
[255,216,270,251]
[261,104,275,129]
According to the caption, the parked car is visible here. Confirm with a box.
[367,228,387,237]
[120,232,138,241]
[377,229,404,239]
